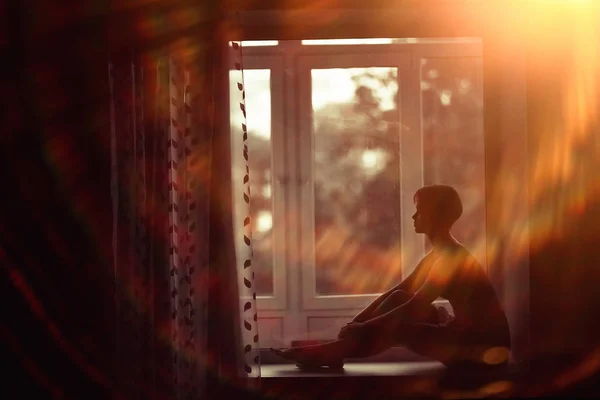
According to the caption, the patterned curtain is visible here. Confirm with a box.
[108,41,260,399]
[230,41,261,381]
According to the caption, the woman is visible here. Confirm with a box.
[271,185,511,370]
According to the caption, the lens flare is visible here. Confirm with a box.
[482,346,510,365]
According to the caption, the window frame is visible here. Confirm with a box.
[296,51,415,310]
[224,5,531,362]
[239,41,486,311]
[230,54,288,310]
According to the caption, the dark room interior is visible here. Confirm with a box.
[2,1,599,399]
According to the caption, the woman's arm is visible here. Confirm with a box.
[351,259,422,322]
[362,257,455,328]
[351,287,397,323]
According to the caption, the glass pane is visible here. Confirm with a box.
[421,57,486,263]
[311,67,402,295]
[230,69,274,296]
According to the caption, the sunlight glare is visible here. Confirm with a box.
[228,41,279,47]
[262,183,272,198]
[311,69,355,111]
[524,0,599,252]
[440,90,452,106]
[361,150,379,169]
[256,211,273,233]
[303,38,393,45]
[230,69,271,139]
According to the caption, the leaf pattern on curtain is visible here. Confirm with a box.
[164,56,206,399]
[109,41,260,399]
[109,51,214,399]
[231,41,261,380]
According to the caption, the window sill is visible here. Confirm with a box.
[261,360,445,378]
[259,360,523,399]
[260,346,433,364]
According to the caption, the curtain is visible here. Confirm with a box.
[229,41,262,380]
[108,40,260,399]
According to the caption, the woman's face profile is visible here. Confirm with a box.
[412,198,431,234]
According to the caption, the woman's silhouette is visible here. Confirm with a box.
[272,185,511,370]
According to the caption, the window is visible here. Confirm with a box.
[230,38,486,350]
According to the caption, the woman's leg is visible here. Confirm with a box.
[278,324,511,369]
[393,323,462,365]
[274,321,456,365]
[275,335,364,364]
[369,290,438,322]
[274,291,441,364]
[347,291,439,358]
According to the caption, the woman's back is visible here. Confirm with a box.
[437,245,511,345]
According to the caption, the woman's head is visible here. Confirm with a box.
[412,185,463,234]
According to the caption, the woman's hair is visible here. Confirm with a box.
[413,185,463,227]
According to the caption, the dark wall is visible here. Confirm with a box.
[2,1,223,397]
[2,1,115,397]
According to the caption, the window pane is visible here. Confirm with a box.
[230,69,274,295]
[311,67,402,295]
[421,57,486,263]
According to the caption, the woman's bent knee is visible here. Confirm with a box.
[387,291,439,323]
[388,290,412,303]
[373,291,412,316]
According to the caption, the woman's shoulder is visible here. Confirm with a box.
[439,244,483,270]
[439,242,470,259]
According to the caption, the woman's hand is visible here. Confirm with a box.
[338,321,367,339]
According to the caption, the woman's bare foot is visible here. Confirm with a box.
[270,347,343,369]
[270,348,303,361]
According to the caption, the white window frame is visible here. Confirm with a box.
[296,52,419,310]
[234,39,493,349]
[231,55,288,310]
[295,42,484,311]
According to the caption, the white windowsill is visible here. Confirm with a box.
[261,360,446,378]
[260,346,441,365]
